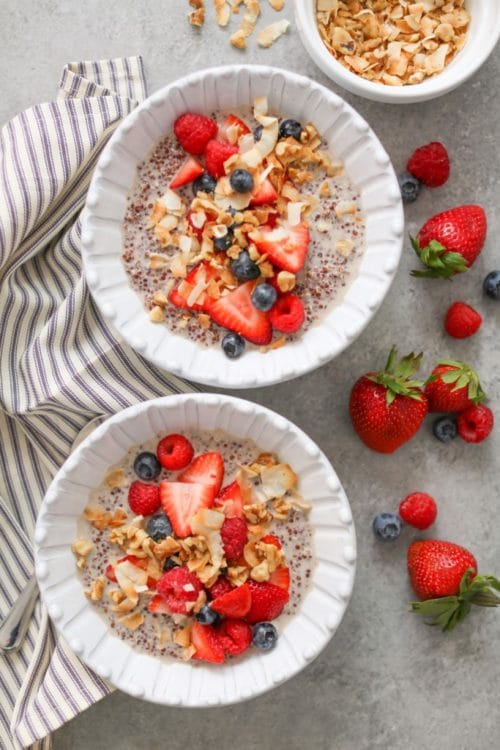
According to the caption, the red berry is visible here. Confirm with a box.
[457,404,494,443]
[211,582,252,618]
[425,361,485,413]
[156,434,194,470]
[156,566,202,614]
[246,580,289,623]
[269,294,305,334]
[220,516,248,562]
[261,534,282,549]
[179,451,224,494]
[444,302,482,339]
[217,618,253,656]
[407,142,450,187]
[208,576,234,600]
[204,140,239,178]
[399,492,437,530]
[250,223,310,273]
[128,481,161,516]
[191,621,225,663]
[173,113,218,156]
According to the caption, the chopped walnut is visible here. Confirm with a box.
[227,565,250,586]
[85,577,105,602]
[104,467,126,489]
[72,538,93,569]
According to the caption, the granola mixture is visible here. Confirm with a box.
[316,0,470,86]
[74,429,314,663]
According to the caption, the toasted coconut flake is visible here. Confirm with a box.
[72,538,93,558]
[335,238,354,257]
[267,0,284,9]
[149,305,165,323]
[149,253,170,270]
[257,19,290,48]
[260,463,298,499]
[214,0,231,26]
[287,201,304,227]
[118,611,144,630]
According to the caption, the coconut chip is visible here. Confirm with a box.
[214,0,231,26]
[230,0,261,49]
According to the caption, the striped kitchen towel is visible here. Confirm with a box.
[0,56,195,750]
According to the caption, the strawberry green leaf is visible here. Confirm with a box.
[370,347,425,406]
[410,236,468,279]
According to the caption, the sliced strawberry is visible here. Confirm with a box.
[211,582,252,618]
[214,481,245,519]
[168,261,220,312]
[105,564,117,583]
[191,621,225,664]
[269,566,290,592]
[207,281,272,345]
[246,580,289,623]
[148,593,171,615]
[261,534,282,549]
[217,618,252,657]
[208,576,234,599]
[250,223,310,273]
[250,178,278,207]
[224,114,251,141]
[178,452,224,495]
[186,209,208,240]
[169,156,204,190]
[160,481,215,538]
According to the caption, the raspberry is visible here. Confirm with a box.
[128,481,161,516]
[269,294,305,334]
[156,433,194,470]
[156,566,202,614]
[457,404,494,443]
[204,140,239,178]
[407,142,450,187]
[220,517,248,562]
[444,302,482,339]
[173,113,218,156]
[208,576,234,600]
[217,618,252,656]
[399,492,437,530]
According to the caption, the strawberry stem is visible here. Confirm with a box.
[369,346,425,406]
[410,236,469,279]
[411,570,500,632]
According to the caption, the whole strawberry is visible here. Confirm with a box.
[424,359,486,413]
[408,540,500,631]
[349,347,428,454]
[407,141,450,188]
[411,205,487,278]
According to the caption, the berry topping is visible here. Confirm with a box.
[250,222,310,273]
[179,452,224,495]
[406,141,450,187]
[407,540,477,601]
[191,621,225,663]
[224,114,250,140]
[278,119,302,140]
[217,618,253,656]
[251,283,277,312]
[261,534,282,549]
[221,332,245,359]
[133,451,161,481]
[156,566,203,614]
[208,576,234,600]
[173,113,218,156]
[220,516,248,561]
[164,557,179,571]
[444,302,482,339]
[230,169,254,193]
[195,605,221,626]
[432,416,458,443]
[147,594,171,615]
[398,172,421,204]
[213,231,233,251]
[204,139,239,178]
[208,281,273,345]
[146,513,173,542]
[399,493,437,530]
[269,566,290,591]
[156,433,194,470]
[211,582,252,618]
[160,481,215,538]
[425,360,486,413]
[372,512,402,542]
[252,622,278,651]
[230,250,261,281]
[246,581,289,624]
[192,172,217,196]
[483,270,500,300]
[249,178,278,207]
[128,481,161,516]
[253,124,263,141]
[169,156,204,190]
[214,481,245,518]
[457,404,494,443]
[269,294,305,334]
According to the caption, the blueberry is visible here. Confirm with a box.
[133,451,161,481]
[230,169,254,194]
[221,332,245,359]
[251,283,277,312]
[398,172,421,204]
[433,416,458,443]
[278,119,302,141]
[192,172,217,196]
[213,231,233,251]
[372,513,402,542]
[146,513,172,542]
[195,605,221,626]
[252,622,278,651]
[230,250,260,281]
[483,270,500,300]
[253,124,263,141]
[163,557,179,571]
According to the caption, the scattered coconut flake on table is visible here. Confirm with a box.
[186,0,289,49]
[257,18,290,47]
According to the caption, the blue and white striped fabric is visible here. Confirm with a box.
[0,57,195,750]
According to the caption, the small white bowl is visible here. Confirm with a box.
[34,393,356,706]
[296,1,500,104]
[82,64,403,389]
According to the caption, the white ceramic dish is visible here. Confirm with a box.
[296,0,500,104]
[81,64,403,388]
[34,393,356,706]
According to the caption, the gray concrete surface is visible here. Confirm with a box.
[1,1,499,749]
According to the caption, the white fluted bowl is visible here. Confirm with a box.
[34,393,356,706]
[82,65,403,388]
